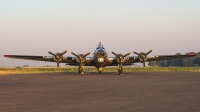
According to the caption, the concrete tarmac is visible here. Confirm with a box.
[0,72,200,112]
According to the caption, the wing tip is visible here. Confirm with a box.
[188,53,197,57]
[4,55,12,57]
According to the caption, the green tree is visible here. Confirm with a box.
[193,57,200,66]
[148,61,156,67]
[166,60,172,66]
[172,59,183,66]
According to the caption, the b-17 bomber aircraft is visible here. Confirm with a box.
[4,42,197,75]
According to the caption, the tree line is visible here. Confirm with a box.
[148,52,200,67]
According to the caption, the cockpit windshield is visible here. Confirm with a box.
[95,42,107,56]
[95,49,106,54]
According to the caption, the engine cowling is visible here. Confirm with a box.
[133,50,152,68]
[48,50,67,67]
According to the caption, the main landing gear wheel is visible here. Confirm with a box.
[98,67,103,74]
[78,67,84,76]
[118,67,123,76]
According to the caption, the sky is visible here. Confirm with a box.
[0,0,200,66]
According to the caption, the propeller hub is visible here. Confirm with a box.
[139,54,147,62]
[54,53,63,62]
[116,56,125,63]
[76,55,86,63]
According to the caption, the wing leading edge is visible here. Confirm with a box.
[4,55,72,63]
[146,53,197,62]
[3,55,94,65]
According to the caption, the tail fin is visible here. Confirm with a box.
[98,42,101,48]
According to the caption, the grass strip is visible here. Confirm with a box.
[0,67,200,75]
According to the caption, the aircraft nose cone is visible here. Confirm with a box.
[98,58,104,63]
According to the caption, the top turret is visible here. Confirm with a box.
[97,42,104,49]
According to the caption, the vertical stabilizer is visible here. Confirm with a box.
[98,42,101,48]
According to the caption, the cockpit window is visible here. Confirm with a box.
[98,50,104,52]
[95,49,106,54]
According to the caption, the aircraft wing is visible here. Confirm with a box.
[3,55,94,65]
[124,53,196,63]
[106,53,197,66]
[3,55,73,63]
[146,54,197,62]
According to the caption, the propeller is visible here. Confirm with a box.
[48,50,67,67]
[133,50,152,68]
[71,52,90,74]
[71,52,90,63]
[111,52,131,63]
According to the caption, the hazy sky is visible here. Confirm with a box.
[0,0,200,66]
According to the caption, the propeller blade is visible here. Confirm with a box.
[123,52,131,57]
[61,50,67,56]
[133,51,140,55]
[111,51,118,57]
[48,51,55,56]
[146,50,153,55]
[83,52,90,58]
[71,52,79,57]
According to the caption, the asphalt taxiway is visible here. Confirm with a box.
[0,72,200,112]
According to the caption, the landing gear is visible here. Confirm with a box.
[111,52,131,76]
[78,66,84,76]
[118,66,123,76]
[70,52,90,76]
[97,67,103,74]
